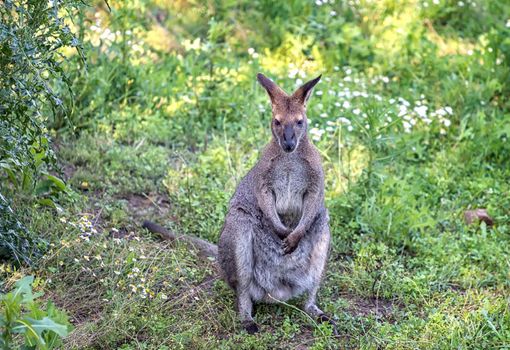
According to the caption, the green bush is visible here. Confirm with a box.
[0,0,84,264]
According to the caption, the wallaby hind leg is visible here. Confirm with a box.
[238,290,258,334]
[302,211,337,335]
[303,284,337,335]
[218,209,260,334]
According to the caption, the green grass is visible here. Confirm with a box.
[2,0,510,348]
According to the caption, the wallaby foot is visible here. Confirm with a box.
[238,291,258,334]
[242,320,259,334]
[318,313,339,336]
[304,285,338,336]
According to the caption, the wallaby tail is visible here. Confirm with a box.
[142,220,218,259]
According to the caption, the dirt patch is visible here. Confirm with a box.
[62,163,77,181]
[123,192,172,219]
[340,293,401,322]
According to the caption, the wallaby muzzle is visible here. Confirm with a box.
[282,125,297,152]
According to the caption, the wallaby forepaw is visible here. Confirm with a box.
[318,313,339,336]
[282,236,298,254]
[243,321,259,334]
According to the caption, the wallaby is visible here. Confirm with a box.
[217,73,334,334]
[143,73,335,335]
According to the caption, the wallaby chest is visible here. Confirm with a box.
[269,156,309,227]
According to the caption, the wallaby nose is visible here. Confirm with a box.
[282,125,296,152]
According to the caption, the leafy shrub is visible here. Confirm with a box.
[0,276,72,349]
[0,0,83,186]
[0,194,46,266]
[0,0,83,263]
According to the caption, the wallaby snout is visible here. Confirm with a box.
[282,124,297,152]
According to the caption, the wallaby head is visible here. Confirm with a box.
[257,73,321,153]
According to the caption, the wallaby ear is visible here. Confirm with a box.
[292,75,322,106]
[257,73,287,106]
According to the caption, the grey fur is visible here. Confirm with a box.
[218,73,333,333]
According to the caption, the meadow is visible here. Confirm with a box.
[1,0,510,348]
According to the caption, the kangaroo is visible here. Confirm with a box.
[217,73,334,334]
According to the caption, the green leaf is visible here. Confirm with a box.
[44,174,67,192]
[12,317,69,344]
[38,198,57,208]
[12,276,34,300]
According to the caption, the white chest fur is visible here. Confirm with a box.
[272,159,308,226]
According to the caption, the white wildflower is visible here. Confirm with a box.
[414,105,428,118]
[338,117,351,125]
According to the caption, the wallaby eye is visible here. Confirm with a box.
[297,120,304,127]
[274,119,281,126]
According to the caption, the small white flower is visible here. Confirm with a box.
[443,119,451,127]
[316,90,323,96]
[352,108,361,115]
[347,125,353,132]
[320,113,328,118]
[160,293,168,300]
[248,47,255,55]
[458,1,464,6]
[444,106,453,115]
[338,117,351,125]
[330,10,337,16]
[342,101,351,109]
[414,105,428,118]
